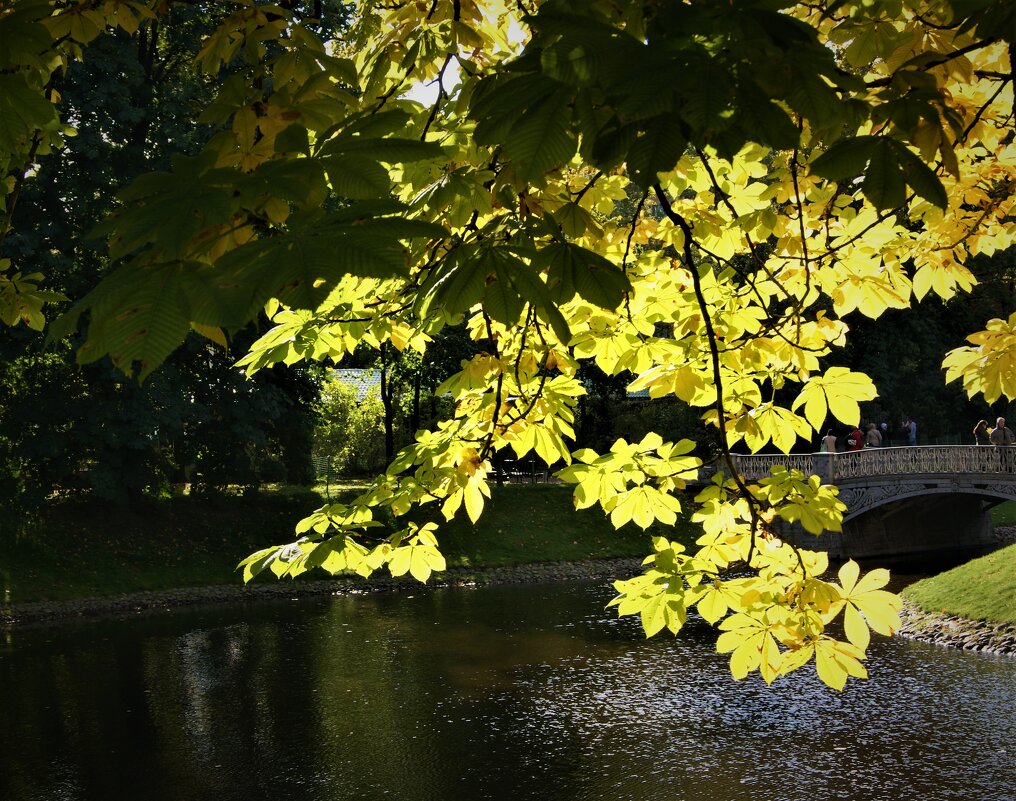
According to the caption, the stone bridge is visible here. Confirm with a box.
[724,446,1016,562]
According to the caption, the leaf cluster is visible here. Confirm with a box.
[3,0,1016,690]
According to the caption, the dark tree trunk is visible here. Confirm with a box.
[380,344,395,461]
[412,369,421,433]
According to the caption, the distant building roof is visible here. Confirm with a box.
[331,368,382,401]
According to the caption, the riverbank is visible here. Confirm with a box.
[7,556,1015,657]
[4,489,1015,659]
[897,531,1016,655]
[898,599,1016,656]
[0,557,646,628]
[0,484,659,605]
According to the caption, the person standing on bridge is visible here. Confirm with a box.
[846,426,864,451]
[989,417,1015,446]
[821,430,837,452]
[974,419,991,445]
[865,423,882,448]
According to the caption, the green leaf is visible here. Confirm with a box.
[178,263,269,328]
[480,248,527,325]
[416,247,489,318]
[99,155,241,261]
[540,40,600,86]
[0,74,61,154]
[254,158,327,208]
[322,154,392,199]
[322,136,443,163]
[608,47,679,121]
[337,109,414,140]
[501,86,578,180]
[734,86,800,151]
[538,302,572,345]
[0,3,55,72]
[590,118,638,171]
[893,142,948,209]
[237,546,278,583]
[625,114,687,188]
[81,264,192,381]
[213,218,414,312]
[809,136,879,182]
[472,72,555,146]
[862,140,907,211]
[786,72,845,131]
[274,123,310,155]
[536,241,631,309]
[678,62,734,133]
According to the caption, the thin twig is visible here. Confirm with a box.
[652,184,766,568]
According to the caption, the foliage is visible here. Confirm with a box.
[314,376,388,476]
[3,0,1016,689]
[0,3,323,522]
[0,347,85,538]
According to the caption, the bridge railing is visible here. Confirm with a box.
[720,446,1016,483]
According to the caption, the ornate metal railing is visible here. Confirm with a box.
[725,446,1016,482]
[724,454,815,480]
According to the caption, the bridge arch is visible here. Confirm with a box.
[726,446,1016,561]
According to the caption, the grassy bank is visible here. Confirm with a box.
[902,541,1016,627]
[899,500,1016,626]
[988,499,1016,526]
[0,488,323,604]
[0,484,689,605]
[7,487,1015,618]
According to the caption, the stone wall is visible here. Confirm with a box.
[899,601,1016,656]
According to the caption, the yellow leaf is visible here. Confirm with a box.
[409,545,445,582]
[442,489,463,521]
[464,477,486,523]
[696,584,730,624]
[843,602,870,650]
[759,634,782,685]
[815,638,868,690]
[388,545,412,577]
[191,322,228,348]
[729,638,762,680]
[777,643,814,677]
[792,368,878,430]
[838,559,861,594]
[815,640,848,690]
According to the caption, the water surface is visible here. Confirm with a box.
[1,582,1013,801]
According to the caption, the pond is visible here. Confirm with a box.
[1,581,1013,801]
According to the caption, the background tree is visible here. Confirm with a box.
[843,247,1016,442]
[0,2,329,534]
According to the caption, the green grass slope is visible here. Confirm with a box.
[902,542,1016,626]
[0,484,694,605]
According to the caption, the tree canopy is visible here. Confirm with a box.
[2,0,1015,689]
[0,3,324,529]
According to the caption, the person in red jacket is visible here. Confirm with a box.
[846,426,865,451]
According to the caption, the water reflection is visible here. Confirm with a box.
[0,583,1013,801]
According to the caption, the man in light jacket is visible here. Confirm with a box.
[989,417,1015,446]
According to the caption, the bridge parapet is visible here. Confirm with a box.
[727,446,1016,483]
